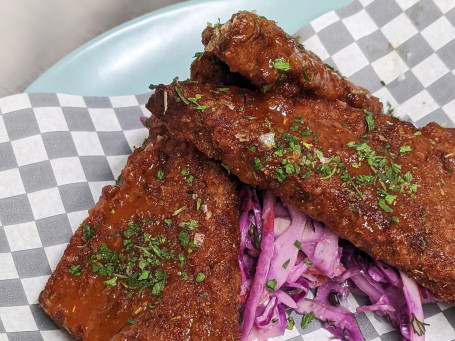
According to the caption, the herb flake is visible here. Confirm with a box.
[273,59,291,71]
[301,312,315,329]
[266,279,277,291]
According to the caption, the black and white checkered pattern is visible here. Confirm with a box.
[0,93,150,341]
[296,0,455,130]
[1,0,455,340]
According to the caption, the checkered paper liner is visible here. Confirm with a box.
[1,0,455,340]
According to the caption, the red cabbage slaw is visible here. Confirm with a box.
[238,187,434,341]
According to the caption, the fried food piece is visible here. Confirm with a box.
[39,118,241,340]
[190,52,253,88]
[202,11,383,115]
[149,82,455,304]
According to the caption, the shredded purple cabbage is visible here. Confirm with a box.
[238,187,432,341]
[240,191,276,341]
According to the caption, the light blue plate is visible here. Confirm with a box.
[26,0,352,96]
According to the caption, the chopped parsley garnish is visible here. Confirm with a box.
[391,162,401,174]
[80,225,95,242]
[186,175,194,186]
[400,145,412,155]
[164,218,172,227]
[179,232,189,247]
[302,70,311,82]
[179,220,199,230]
[181,169,189,175]
[325,63,335,71]
[78,224,96,248]
[289,142,301,152]
[254,158,263,171]
[414,131,421,136]
[149,84,158,90]
[392,216,400,223]
[89,220,171,294]
[378,199,393,213]
[284,162,300,175]
[152,279,166,296]
[69,265,81,276]
[315,149,324,161]
[266,279,277,291]
[290,123,299,132]
[187,94,208,111]
[175,86,189,104]
[262,84,274,93]
[386,101,394,115]
[196,198,202,211]
[320,165,338,180]
[173,206,187,216]
[385,194,397,205]
[245,116,256,120]
[178,253,185,268]
[273,59,291,71]
[275,168,287,182]
[282,132,300,143]
[380,80,386,86]
[364,109,375,132]
[404,171,413,182]
[199,292,208,297]
[273,142,284,157]
[195,272,206,283]
[301,169,311,179]
[128,318,137,325]
[104,277,117,287]
[301,312,315,329]
[356,175,376,186]
[156,169,164,180]
[286,317,295,330]
[248,146,256,152]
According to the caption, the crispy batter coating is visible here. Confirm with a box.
[149,82,455,304]
[190,52,253,89]
[39,118,241,340]
[201,11,382,115]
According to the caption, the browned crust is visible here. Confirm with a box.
[202,11,382,115]
[39,119,241,340]
[149,81,455,304]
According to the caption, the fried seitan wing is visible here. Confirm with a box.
[39,118,241,340]
[190,52,253,89]
[149,81,455,304]
[199,11,382,115]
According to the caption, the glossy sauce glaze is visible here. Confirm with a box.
[150,81,455,304]
[39,122,241,340]
[201,11,383,115]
